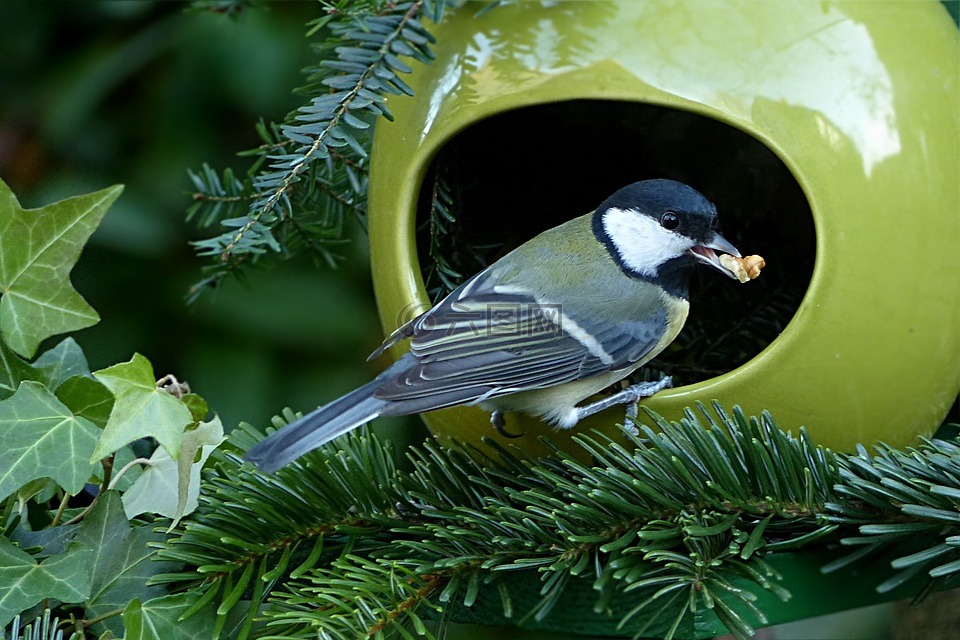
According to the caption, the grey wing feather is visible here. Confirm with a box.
[367,316,418,362]
[374,269,665,407]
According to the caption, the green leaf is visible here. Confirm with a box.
[0,179,122,358]
[181,394,209,424]
[32,338,90,389]
[0,537,92,627]
[72,491,178,637]
[0,341,45,401]
[9,522,80,559]
[0,338,88,402]
[13,478,56,514]
[121,416,224,529]
[121,593,217,640]
[0,381,100,501]
[90,354,193,462]
[55,375,114,429]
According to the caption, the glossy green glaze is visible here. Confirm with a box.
[436,547,929,638]
[368,1,959,454]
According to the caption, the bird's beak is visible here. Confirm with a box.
[689,232,742,279]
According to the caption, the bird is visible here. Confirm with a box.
[245,179,742,472]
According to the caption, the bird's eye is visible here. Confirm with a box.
[660,211,680,230]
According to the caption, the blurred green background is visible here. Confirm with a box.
[0,0,418,439]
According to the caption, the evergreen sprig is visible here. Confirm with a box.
[824,437,960,596]
[0,611,82,640]
[266,555,445,639]
[423,156,467,300]
[155,404,859,640]
[421,152,504,303]
[188,0,450,299]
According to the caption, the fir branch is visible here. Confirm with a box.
[189,1,449,297]
[423,157,465,299]
[617,514,776,640]
[187,164,252,228]
[151,421,407,591]
[824,436,960,597]
[156,404,845,639]
[188,0,447,299]
[1,610,83,640]
[265,557,447,640]
[421,151,504,302]
[155,401,959,639]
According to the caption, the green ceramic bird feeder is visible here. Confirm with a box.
[367,1,959,456]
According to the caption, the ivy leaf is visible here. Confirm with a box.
[13,478,57,516]
[121,593,216,640]
[0,381,100,501]
[0,178,122,358]
[122,416,224,529]
[0,338,88,401]
[181,393,209,423]
[9,522,80,559]
[0,340,44,400]
[55,375,114,429]
[32,337,90,389]
[73,491,178,637]
[90,354,193,463]
[0,537,92,628]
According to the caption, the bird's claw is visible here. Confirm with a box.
[491,411,524,439]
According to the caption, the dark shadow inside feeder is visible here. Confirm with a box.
[415,100,815,387]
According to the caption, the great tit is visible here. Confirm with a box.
[246,179,741,472]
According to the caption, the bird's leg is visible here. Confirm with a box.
[574,376,673,425]
[491,410,524,439]
[623,391,640,435]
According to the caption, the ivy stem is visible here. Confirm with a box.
[0,497,15,531]
[100,454,115,495]
[59,607,125,634]
[108,457,154,491]
[50,491,71,528]
[63,504,93,526]
[60,454,119,526]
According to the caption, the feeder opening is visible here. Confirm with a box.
[414,100,815,387]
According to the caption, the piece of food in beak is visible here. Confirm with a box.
[719,253,766,283]
[690,233,742,279]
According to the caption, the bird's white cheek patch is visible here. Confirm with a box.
[602,208,693,277]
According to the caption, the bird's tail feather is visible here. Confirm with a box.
[245,380,387,472]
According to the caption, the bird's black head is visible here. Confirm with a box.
[591,179,741,297]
